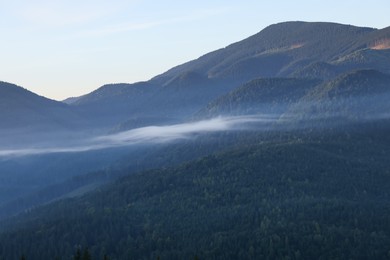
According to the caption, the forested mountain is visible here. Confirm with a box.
[196,78,321,118]
[287,69,390,124]
[1,21,390,260]
[0,81,84,132]
[70,82,158,128]
[2,124,390,259]
[0,81,92,149]
[151,22,389,85]
[0,131,249,221]
[70,76,228,130]
[196,69,390,127]
[2,22,388,134]
[65,22,390,132]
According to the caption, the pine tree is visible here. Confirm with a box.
[73,248,82,260]
[82,247,91,260]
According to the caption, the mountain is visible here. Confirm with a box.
[196,78,321,118]
[66,22,390,131]
[1,21,390,211]
[290,62,341,79]
[287,69,390,125]
[2,125,390,259]
[196,71,390,126]
[2,21,390,259]
[71,74,228,131]
[152,22,389,85]
[0,81,79,129]
[62,96,81,104]
[69,82,158,128]
[331,48,390,74]
[0,81,89,147]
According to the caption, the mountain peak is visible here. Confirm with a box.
[152,21,379,86]
[0,81,31,96]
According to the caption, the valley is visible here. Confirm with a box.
[1,21,390,259]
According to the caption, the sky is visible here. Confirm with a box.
[0,0,389,101]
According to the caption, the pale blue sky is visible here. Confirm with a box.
[1,0,389,100]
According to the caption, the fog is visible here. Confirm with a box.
[0,115,280,158]
[2,92,389,158]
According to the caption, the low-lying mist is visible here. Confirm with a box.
[2,97,389,159]
[0,115,281,158]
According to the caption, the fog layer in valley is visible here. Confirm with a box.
[0,115,279,158]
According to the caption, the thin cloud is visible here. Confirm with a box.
[0,115,277,158]
[96,115,267,144]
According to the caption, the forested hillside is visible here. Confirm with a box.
[2,123,390,259]
[0,81,84,134]
[1,21,390,260]
[196,78,320,118]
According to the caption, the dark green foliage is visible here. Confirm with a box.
[287,69,390,124]
[2,126,390,259]
[196,78,320,118]
[311,69,390,98]
[73,248,81,260]
[290,62,340,80]
[82,248,91,260]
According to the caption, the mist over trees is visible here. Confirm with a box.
[1,21,390,259]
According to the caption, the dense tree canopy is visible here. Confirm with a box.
[1,126,390,259]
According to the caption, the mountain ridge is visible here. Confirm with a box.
[2,21,390,134]
[0,81,84,132]
[151,21,378,84]
[2,21,390,259]
[286,69,390,124]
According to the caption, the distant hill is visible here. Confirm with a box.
[290,62,341,80]
[0,81,84,132]
[331,48,390,74]
[2,22,390,134]
[62,96,81,104]
[71,74,228,130]
[286,69,390,124]
[196,78,321,118]
[2,22,390,260]
[67,22,390,131]
[151,22,387,85]
[70,82,158,128]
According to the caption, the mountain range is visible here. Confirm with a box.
[1,22,390,135]
[1,21,390,259]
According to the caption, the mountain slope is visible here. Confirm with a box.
[196,78,321,118]
[0,81,93,149]
[59,23,390,131]
[2,21,390,260]
[2,126,390,259]
[331,48,390,74]
[152,21,379,85]
[286,69,390,123]
[70,82,158,128]
[67,22,390,131]
[71,75,229,130]
[0,81,84,132]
